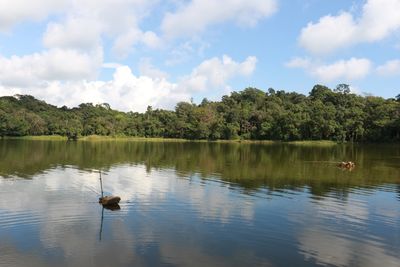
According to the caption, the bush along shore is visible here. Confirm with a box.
[0,84,399,142]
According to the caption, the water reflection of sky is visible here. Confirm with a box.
[0,164,399,267]
[296,191,400,267]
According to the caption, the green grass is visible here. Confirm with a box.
[78,135,190,142]
[286,140,338,146]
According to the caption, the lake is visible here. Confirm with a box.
[0,140,399,267]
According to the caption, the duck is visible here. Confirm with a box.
[99,196,121,205]
[338,161,355,169]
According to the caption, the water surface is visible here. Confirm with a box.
[0,140,399,267]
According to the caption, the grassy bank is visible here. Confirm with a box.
[78,135,189,142]
[286,140,338,147]
[1,135,340,145]
[2,135,67,141]
[2,135,196,142]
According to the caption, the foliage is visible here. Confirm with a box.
[0,85,399,142]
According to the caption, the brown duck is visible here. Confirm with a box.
[337,161,355,169]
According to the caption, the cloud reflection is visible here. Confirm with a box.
[298,227,399,267]
[0,164,259,266]
[297,193,400,267]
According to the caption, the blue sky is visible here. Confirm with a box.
[0,0,399,112]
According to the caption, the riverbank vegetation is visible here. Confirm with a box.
[0,84,399,142]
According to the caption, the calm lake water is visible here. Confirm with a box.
[0,140,399,267]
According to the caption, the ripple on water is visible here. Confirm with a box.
[0,210,42,230]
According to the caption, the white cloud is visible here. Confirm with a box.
[161,0,277,38]
[360,0,400,41]
[41,0,160,57]
[139,58,169,79]
[376,59,400,76]
[0,55,256,112]
[0,48,103,87]
[286,57,372,82]
[2,65,177,113]
[102,62,123,69]
[112,29,161,58]
[285,57,311,69]
[141,31,162,48]
[0,0,68,31]
[43,17,102,50]
[38,66,184,112]
[299,0,400,54]
[165,39,210,66]
[312,58,372,82]
[179,55,257,92]
[299,13,356,55]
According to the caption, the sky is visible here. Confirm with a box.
[0,0,399,112]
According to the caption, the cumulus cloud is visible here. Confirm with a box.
[0,63,182,112]
[41,0,160,57]
[43,17,103,50]
[0,48,103,87]
[179,55,257,92]
[9,66,183,112]
[0,0,68,31]
[36,0,275,57]
[311,58,372,82]
[299,0,400,54]
[139,58,169,80]
[112,29,161,58]
[376,59,400,76]
[299,13,356,55]
[286,57,372,82]
[161,0,277,38]
[0,55,256,112]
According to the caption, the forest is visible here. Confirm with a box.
[0,84,399,142]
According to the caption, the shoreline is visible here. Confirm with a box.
[0,135,339,145]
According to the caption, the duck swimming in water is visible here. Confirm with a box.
[99,196,121,205]
[338,161,355,169]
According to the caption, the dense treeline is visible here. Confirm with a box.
[0,84,399,141]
